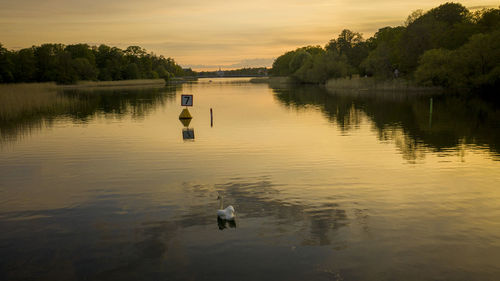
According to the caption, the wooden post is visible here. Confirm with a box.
[429,98,433,128]
[210,108,213,127]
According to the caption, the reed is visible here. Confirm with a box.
[325,77,440,92]
[0,83,75,121]
[60,79,165,89]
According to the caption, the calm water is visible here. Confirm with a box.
[1,78,500,280]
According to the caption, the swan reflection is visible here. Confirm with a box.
[217,217,237,230]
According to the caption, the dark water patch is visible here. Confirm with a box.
[0,85,180,145]
[272,85,500,160]
[1,79,499,280]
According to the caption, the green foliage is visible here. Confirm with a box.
[361,26,404,78]
[294,50,353,83]
[473,8,500,33]
[289,50,313,73]
[415,30,500,90]
[414,49,460,87]
[12,48,37,82]
[270,3,500,93]
[271,45,353,84]
[124,63,140,79]
[66,44,96,65]
[72,58,97,81]
[399,2,473,72]
[271,50,296,76]
[326,29,369,72]
[0,43,185,84]
[0,44,14,83]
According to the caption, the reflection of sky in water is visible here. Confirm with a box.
[0,78,500,280]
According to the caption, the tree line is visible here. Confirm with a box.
[0,43,189,84]
[197,67,268,77]
[271,2,500,93]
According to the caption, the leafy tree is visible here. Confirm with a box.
[66,44,95,65]
[268,3,499,93]
[414,48,461,87]
[72,58,97,80]
[362,26,404,78]
[34,44,66,81]
[125,46,146,58]
[54,51,78,84]
[289,50,313,73]
[0,44,14,82]
[325,29,368,71]
[405,9,424,26]
[296,50,352,83]
[399,2,472,73]
[271,50,296,76]
[12,48,37,82]
[473,8,500,33]
[0,42,186,84]
[124,63,140,79]
[415,30,500,90]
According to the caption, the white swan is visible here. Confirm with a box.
[217,193,235,220]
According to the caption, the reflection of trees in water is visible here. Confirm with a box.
[0,85,181,145]
[0,177,354,280]
[272,85,500,160]
[214,178,349,246]
[137,178,350,246]
[62,85,179,121]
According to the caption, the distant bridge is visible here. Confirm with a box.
[196,75,269,78]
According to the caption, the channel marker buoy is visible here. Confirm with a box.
[179,108,192,120]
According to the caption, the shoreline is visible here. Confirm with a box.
[251,76,442,93]
[59,79,166,89]
[325,77,441,92]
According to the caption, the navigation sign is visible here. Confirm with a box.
[182,128,195,140]
[181,95,193,106]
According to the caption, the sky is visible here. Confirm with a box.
[0,0,497,70]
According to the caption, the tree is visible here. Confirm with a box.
[325,29,369,72]
[361,26,404,78]
[414,48,461,87]
[0,43,14,82]
[405,9,424,26]
[0,42,185,83]
[34,44,68,82]
[474,8,500,33]
[124,63,140,79]
[271,50,296,76]
[124,46,146,58]
[72,58,97,80]
[400,2,472,73]
[415,30,500,91]
[65,44,95,65]
[13,48,37,82]
[289,50,313,73]
[326,29,363,55]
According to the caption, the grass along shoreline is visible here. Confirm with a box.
[251,76,441,93]
[59,79,166,89]
[325,77,441,92]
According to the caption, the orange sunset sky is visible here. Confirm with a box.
[0,0,497,70]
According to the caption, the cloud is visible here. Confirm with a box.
[1,0,498,66]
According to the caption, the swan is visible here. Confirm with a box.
[217,193,235,221]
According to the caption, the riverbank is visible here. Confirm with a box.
[325,77,441,92]
[0,80,171,121]
[252,76,441,93]
[249,76,294,88]
[167,77,198,84]
[0,83,73,122]
[60,79,166,89]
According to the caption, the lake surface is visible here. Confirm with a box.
[1,78,500,280]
